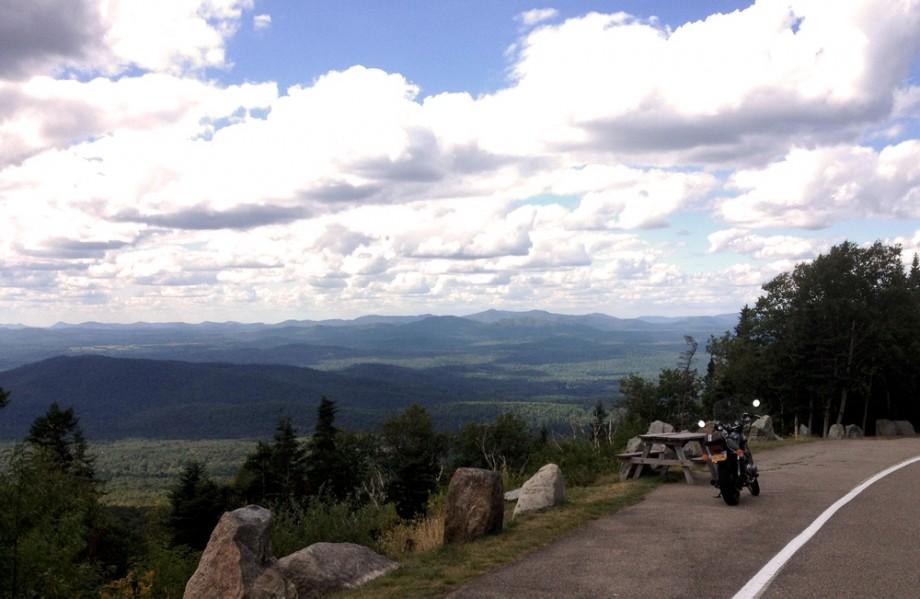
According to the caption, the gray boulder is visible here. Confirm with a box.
[827,423,845,440]
[797,424,811,438]
[894,420,916,436]
[647,420,675,435]
[443,467,503,543]
[749,416,779,441]
[845,424,864,439]
[647,421,674,452]
[625,436,643,453]
[278,543,398,598]
[876,419,898,437]
[184,505,296,599]
[513,463,566,519]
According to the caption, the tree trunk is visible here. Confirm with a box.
[835,319,857,425]
[823,398,832,438]
[808,398,814,435]
[794,413,799,440]
[862,376,872,432]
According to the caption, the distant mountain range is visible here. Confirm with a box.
[0,310,738,440]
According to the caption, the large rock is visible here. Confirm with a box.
[504,488,521,502]
[513,464,566,519]
[845,424,864,439]
[625,436,643,453]
[278,543,397,598]
[876,419,898,437]
[647,421,674,453]
[443,468,503,543]
[749,416,779,441]
[797,424,811,438]
[647,420,675,435]
[894,420,916,436]
[184,505,296,599]
[827,423,845,440]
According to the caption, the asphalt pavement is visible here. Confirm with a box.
[450,437,920,599]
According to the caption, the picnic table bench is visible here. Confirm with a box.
[617,432,716,484]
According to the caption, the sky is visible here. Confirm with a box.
[1,1,920,326]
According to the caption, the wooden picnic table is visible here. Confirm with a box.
[618,432,717,484]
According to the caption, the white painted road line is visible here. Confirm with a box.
[733,454,920,599]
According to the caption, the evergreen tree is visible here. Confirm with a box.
[306,397,352,500]
[382,405,446,519]
[236,417,308,506]
[168,462,229,550]
[26,402,95,480]
[0,387,9,410]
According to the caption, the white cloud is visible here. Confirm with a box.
[253,13,271,31]
[3,0,920,323]
[707,229,828,260]
[516,8,559,28]
[720,141,920,228]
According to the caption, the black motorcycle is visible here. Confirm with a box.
[700,401,761,506]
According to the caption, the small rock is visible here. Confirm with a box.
[749,416,779,441]
[797,424,810,438]
[443,468,503,543]
[504,488,521,502]
[278,543,398,598]
[827,423,845,440]
[513,464,566,519]
[894,420,916,436]
[845,424,864,439]
[876,419,898,437]
[184,505,296,599]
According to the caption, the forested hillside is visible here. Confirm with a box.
[0,312,735,440]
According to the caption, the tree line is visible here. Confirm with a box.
[614,241,920,438]
[0,390,623,598]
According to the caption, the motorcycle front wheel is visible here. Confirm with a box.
[749,478,760,496]
[717,461,740,505]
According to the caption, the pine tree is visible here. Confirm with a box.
[382,405,446,519]
[235,417,308,505]
[26,402,95,480]
[168,462,229,550]
[0,387,9,410]
[306,397,351,500]
[909,253,920,292]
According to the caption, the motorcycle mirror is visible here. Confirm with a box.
[752,399,761,408]
[697,420,706,428]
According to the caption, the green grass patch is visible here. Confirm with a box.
[337,475,658,598]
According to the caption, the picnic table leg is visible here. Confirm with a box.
[632,442,651,480]
[656,446,670,481]
[674,443,695,484]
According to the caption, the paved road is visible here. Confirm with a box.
[451,437,920,599]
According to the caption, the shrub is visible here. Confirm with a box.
[269,498,399,558]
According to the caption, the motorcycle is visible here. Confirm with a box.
[699,400,761,506]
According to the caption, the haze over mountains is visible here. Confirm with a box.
[0,310,737,440]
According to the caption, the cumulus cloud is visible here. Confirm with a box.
[0,0,255,78]
[720,141,920,228]
[707,229,828,260]
[2,0,920,323]
[0,0,105,79]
